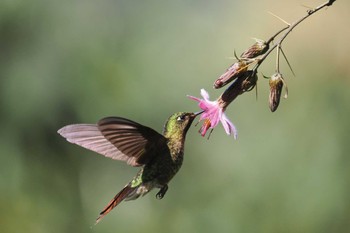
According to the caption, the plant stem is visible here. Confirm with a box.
[253,0,336,73]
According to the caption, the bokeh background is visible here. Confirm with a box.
[1,0,349,232]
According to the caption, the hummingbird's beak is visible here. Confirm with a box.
[188,111,204,122]
[194,110,204,117]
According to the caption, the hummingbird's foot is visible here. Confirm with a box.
[156,185,168,200]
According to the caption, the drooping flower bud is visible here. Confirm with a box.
[269,73,285,112]
[214,61,248,89]
[240,39,269,59]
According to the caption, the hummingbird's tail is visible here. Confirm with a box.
[95,185,137,224]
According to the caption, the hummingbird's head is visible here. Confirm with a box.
[163,112,199,139]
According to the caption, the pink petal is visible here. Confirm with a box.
[198,101,212,111]
[187,95,201,103]
[200,89,210,101]
[188,89,238,139]
[188,94,213,111]
[208,108,221,127]
[199,119,211,137]
[221,114,237,139]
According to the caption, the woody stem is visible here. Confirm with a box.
[253,0,336,73]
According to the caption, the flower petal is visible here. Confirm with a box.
[188,89,238,138]
[221,113,237,139]
[199,119,211,137]
[207,107,221,128]
[187,95,201,103]
[200,89,210,101]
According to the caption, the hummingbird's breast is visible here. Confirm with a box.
[142,144,184,187]
[157,145,184,185]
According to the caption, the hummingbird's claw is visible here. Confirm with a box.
[156,185,168,200]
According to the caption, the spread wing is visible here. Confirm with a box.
[57,117,167,167]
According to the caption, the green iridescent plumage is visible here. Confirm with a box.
[58,111,198,224]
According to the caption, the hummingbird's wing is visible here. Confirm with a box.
[57,117,167,167]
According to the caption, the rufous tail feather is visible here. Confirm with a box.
[95,186,136,224]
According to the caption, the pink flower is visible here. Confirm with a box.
[188,89,237,138]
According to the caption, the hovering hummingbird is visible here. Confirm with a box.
[57,111,200,224]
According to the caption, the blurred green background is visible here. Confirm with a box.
[1,0,349,232]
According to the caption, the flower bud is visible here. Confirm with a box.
[269,73,284,112]
[241,39,269,59]
[214,61,248,89]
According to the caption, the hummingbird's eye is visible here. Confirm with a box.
[176,115,186,122]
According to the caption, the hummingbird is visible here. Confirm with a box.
[57,111,200,224]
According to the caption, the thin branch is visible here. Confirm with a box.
[253,0,336,73]
[266,26,289,45]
